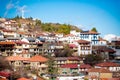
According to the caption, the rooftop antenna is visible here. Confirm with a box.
[21,9,25,18]
[20,5,26,19]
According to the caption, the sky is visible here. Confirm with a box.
[0,0,120,37]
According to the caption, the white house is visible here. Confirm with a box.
[98,37,108,45]
[74,40,92,56]
[63,34,80,43]
[80,30,100,45]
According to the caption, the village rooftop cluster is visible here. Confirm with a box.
[0,18,120,80]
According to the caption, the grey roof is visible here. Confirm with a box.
[26,37,36,42]
[6,37,20,40]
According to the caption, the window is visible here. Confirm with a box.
[63,72,67,74]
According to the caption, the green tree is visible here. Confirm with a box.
[91,27,97,32]
[35,19,41,26]
[0,56,12,71]
[47,57,58,80]
[54,44,73,57]
[58,24,70,34]
[26,16,33,20]
[84,54,103,66]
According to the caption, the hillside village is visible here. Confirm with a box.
[0,18,120,80]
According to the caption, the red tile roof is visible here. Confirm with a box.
[88,68,111,73]
[99,37,107,41]
[17,32,26,35]
[103,48,115,53]
[61,64,78,68]
[81,31,99,34]
[37,77,44,80]
[17,77,30,80]
[0,78,7,80]
[36,33,45,37]
[95,62,120,67]
[89,31,99,34]
[101,78,120,80]
[69,44,77,48]
[77,40,90,44]
[6,56,28,61]
[14,41,29,44]
[80,64,92,69]
[2,29,14,32]
[29,55,48,62]
[0,71,10,78]
[0,41,15,45]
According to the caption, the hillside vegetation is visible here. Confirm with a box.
[12,16,82,34]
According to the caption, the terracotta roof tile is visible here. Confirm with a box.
[0,71,10,78]
[77,40,90,44]
[6,56,28,61]
[14,41,29,44]
[101,78,120,80]
[0,41,15,45]
[80,64,92,69]
[29,55,48,62]
[81,31,99,34]
[2,29,14,32]
[17,77,30,80]
[88,68,111,73]
[18,32,26,35]
[95,62,120,67]
[89,31,99,34]
[69,44,77,48]
[99,37,107,41]
[0,78,7,80]
[37,77,44,80]
[61,64,78,68]
[96,47,115,53]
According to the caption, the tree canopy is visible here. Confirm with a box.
[54,44,73,57]
[47,57,58,79]
[0,56,12,71]
[12,16,81,34]
[84,54,103,66]
[91,27,97,32]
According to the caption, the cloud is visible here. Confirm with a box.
[4,0,14,17]
[77,25,87,30]
[4,0,28,18]
[103,34,119,42]
[6,3,14,9]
